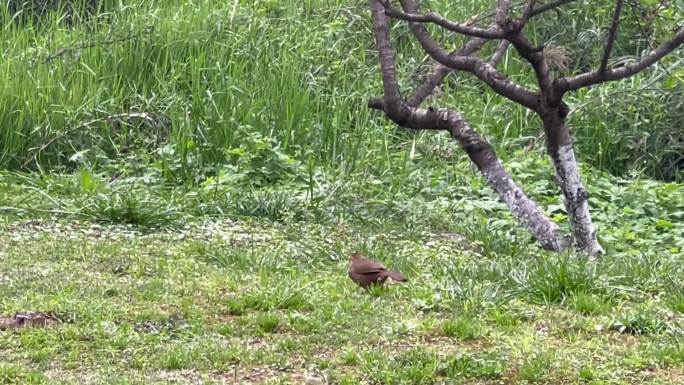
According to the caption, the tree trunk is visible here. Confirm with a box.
[368,104,570,252]
[443,109,569,251]
[541,108,604,256]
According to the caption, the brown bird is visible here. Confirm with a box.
[347,252,407,290]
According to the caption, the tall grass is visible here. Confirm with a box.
[0,0,681,181]
[0,1,387,173]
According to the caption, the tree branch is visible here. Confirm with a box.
[368,0,568,252]
[501,1,556,102]
[556,27,684,93]
[529,0,578,17]
[413,35,541,111]
[399,0,540,111]
[467,0,577,26]
[406,38,489,107]
[370,0,408,122]
[383,3,513,109]
[507,31,555,100]
[383,0,577,40]
[599,0,625,74]
[522,0,539,19]
[368,38,492,109]
[383,6,505,39]
[489,40,511,66]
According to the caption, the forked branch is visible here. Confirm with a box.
[406,38,488,107]
[556,27,684,93]
[398,0,540,110]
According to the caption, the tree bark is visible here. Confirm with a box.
[540,107,604,256]
[450,112,568,252]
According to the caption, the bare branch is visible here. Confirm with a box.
[523,0,539,19]
[370,38,493,109]
[383,7,505,39]
[529,0,578,17]
[399,0,540,111]
[368,0,571,252]
[415,35,540,111]
[506,30,555,100]
[556,27,684,93]
[369,0,408,121]
[489,40,511,66]
[386,0,509,107]
[385,0,552,103]
[406,38,489,107]
[599,0,625,74]
[466,0,577,27]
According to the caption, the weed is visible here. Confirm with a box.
[444,354,504,379]
[667,294,684,314]
[519,352,553,382]
[442,317,482,341]
[255,314,280,334]
[578,365,597,381]
[524,255,598,304]
[611,310,666,335]
[487,308,522,329]
[568,292,611,315]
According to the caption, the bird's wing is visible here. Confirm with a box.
[355,258,386,270]
[354,267,386,275]
[352,259,387,275]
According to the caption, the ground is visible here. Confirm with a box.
[1,217,684,385]
[1,1,683,384]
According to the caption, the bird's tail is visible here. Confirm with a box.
[382,271,407,282]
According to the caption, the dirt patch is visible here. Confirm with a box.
[222,366,326,385]
[640,366,684,384]
[215,313,242,323]
[215,365,289,385]
[314,348,337,361]
[133,317,189,334]
[0,311,61,330]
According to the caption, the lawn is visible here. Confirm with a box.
[1,164,684,384]
[1,0,684,384]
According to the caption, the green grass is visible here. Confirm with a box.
[0,0,681,182]
[0,130,682,384]
[568,292,611,316]
[519,352,554,383]
[0,0,382,175]
[1,185,684,384]
[441,316,483,341]
[1,1,684,384]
